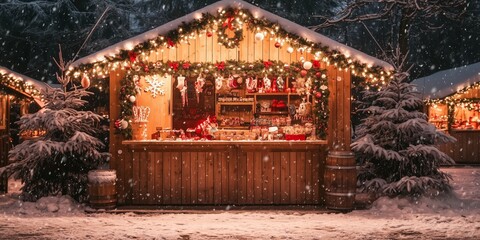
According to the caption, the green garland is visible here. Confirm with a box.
[116,59,329,139]
[69,7,389,85]
[0,73,40,97]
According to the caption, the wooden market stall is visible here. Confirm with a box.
[71,0,393,209]
[0,66,46,193]
[412,62,480,164]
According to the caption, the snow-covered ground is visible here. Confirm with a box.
[1,167,479,239]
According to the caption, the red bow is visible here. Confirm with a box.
[167,38,175,48]
[313,60,321,69]
[222,16,234,30]
[182,62,190,69]
[169,62,179,71]
[128,51,137,63]
[263,61,273,69]
[216,62,225,71]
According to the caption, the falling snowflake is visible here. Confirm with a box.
[144,75,165,98]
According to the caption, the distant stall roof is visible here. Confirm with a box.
[411,62,480,99]
[0,66,51,106]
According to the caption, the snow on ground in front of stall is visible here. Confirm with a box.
[1,167,479,239]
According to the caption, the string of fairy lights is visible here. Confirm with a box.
[0,72,40,98]
[425,82,480,126]
[66,7,393,86]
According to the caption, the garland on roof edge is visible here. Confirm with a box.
[68,8,391,86]
[0,73,40,97]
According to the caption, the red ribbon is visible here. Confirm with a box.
[167,38,175,48]
[222,16,234,30]
[313,60,321,69]
[216,62,225,71]
[169,62,179,71]
[182,62,190,69]
[263,61,273,69]
[128,51,137,63]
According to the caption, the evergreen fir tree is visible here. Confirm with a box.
[0,49,109,202]
[352,72,456,198]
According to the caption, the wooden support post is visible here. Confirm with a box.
[325,68,356,211]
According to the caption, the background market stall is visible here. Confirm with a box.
[71,0,393,209]
[0,66,47,193]
[412,62,480,164]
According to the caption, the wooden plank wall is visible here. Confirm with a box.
[437,131,480,164]
[327,66,351,151]
[122,143,327,205]
[145,25,312,64]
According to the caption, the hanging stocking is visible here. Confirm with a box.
[177,75,188,107]
[195,74,205,103]
[246,77,257,93]
[263,75,271,93]
[277,76,284,92]
[215,75,224,91]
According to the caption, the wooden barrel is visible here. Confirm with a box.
[88,170,117,209]
[324,151,356,210]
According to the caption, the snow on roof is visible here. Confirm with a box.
[411,62,480,99]
[71,0,393,71]
[0,66,51,106]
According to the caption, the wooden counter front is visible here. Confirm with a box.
[117,140,327,205]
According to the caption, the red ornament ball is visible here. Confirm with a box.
[300,69,308,77]
[315,72,322,78]
[274,42,281,48]
[206,31,213,37]
[315,92,322,98]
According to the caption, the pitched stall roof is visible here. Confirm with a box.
[72,0,393,74]
[0,66,50,106]
[411,62,480,99]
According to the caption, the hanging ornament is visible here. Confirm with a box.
[81,74,90,88]
[287,47,294,53]
[255,32,265,41]
[274,42,281,48]
[315,92,322,98]
[177,76,188,107]
[129,95,136,103]
[298,47,305,54]
[120,119,128,129]
[144,75,166,98]
[300,69,308,77]
[195,74,206,103]
[303,61,313,70]
[315,72,322,78]
[206,31,213,37]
